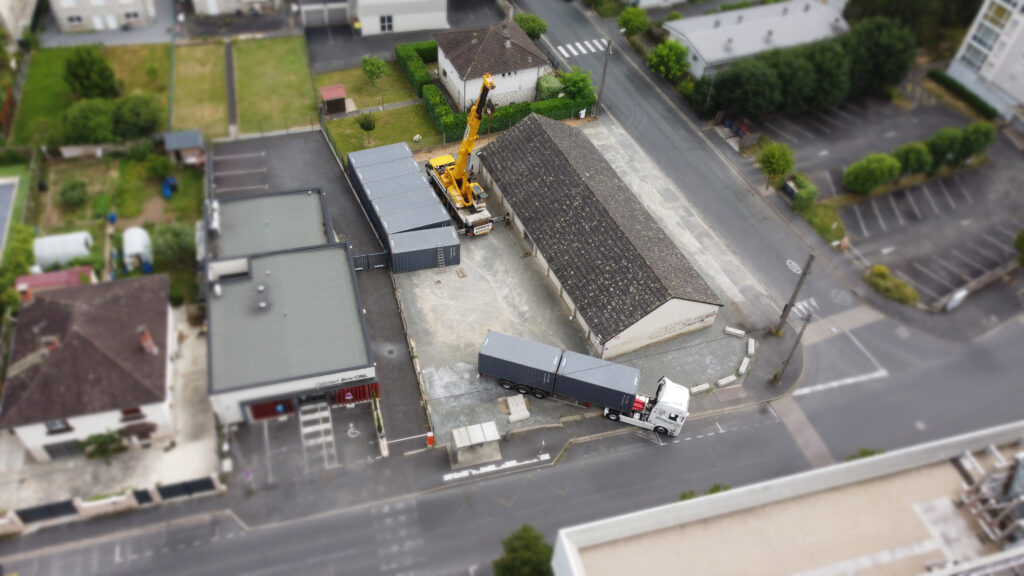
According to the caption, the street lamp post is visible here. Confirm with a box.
[595,29,625,119]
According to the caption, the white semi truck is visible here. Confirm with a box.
[478,331,691,436]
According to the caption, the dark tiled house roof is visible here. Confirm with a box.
[434,20,549,80]
[478,114,721,342]
[0,275,170,428]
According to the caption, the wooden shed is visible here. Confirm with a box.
[320,84,348,115]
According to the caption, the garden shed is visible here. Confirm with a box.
[33,231,93,270]
[123,227,153,272]
[163,131,205,166]
[319,84,348,115]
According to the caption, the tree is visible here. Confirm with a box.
[63,98,115,144]
[793,184,818,214]
[843,17,916,98]
[513,12,547,41]
[757,141,795,183]
[800,40,850,109]
[561,65,594,101]
[144,154,173,180]
[843,153,901,194]
[361,55,390,105]
[59,179,88,209]
[758,49,817,114]
[64,46,120,99]
[492,524,553,576]
[647,40,690,85]
[1016,229,1024,267]
[113,94,161,140]
[891,141,932,175]
[617,6,650,36]
[356,113,376,144]
[152,221,196,269]
[686,75,716,118]
[713,58,781,119]
[957,121,996,162]
[536,75,563,100]
[925,127,962,168]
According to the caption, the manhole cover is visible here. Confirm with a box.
[786,259,802,274]
[386,348,395,356]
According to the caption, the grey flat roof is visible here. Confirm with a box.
[380,204,450,235]
[664,2,847,67]
[348,142,413,169]
[389,226,459,254]
[164,130,203,151]
[372,189,441,216]
[216,192,330,259]
[208,245,370,392]
[557,351,640,395]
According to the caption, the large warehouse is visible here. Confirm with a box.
[475,114,722,359]
[204,190,376,424]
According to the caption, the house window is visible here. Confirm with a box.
[45,419,72,434]
[961,44,988,70]
[59,0,76,7]
[972,22,999,50]
[380,15,393,32]
[124,11,139,19]
[983,2,1011,29]
[67,15,83,23]
[121,407,145,422]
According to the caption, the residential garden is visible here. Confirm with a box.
[173,43,229,138]
[233,36,317,133]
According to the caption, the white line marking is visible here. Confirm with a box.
[212,184,268,193]
[932,256,969,281]
[600,38,608,47]
[583,40,596,52]
[442,454,551,482]
[716,421,724,433]
[827,105,858,122]
[937,178,956,209]
[993,226,1018,240]
[565,43,578,56]
[592,39,605,51]
[813,110,845,129]
[950,249,985,273]
[574,42,587,54]
[213,168,265,177]
[387,432,431,445]
[803,116,834,134]
[795,332,888,396]
[981,233,1012,254]
[921,184,941,215]
[852,204,869,237]
[212,152,265,161]
[826,170,838,197]
[894,270,939,298]
[762,121,798,144]
[778,117,815,139]
[557,45,569,58]
[968,242,999,262]
[913,262,957,289]
[952,174,974,205]
[870,198,888,232]
[887,194,905,226]
[905,188,923,220]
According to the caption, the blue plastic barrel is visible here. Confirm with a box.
[108,213,117,224]
[142,261,153,274]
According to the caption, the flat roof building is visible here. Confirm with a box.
[663,2,849,78]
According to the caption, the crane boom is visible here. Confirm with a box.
[452,74,495,189]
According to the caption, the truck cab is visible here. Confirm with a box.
[646,377,690,436]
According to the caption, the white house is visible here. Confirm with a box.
[297,0,446,33]
[0,275,175,462]
[476,115,722,359]
[434,20,552,112]
[663,2,849,78]
[947,0,1024,128]
[48,0,155,32]
[0,0,38,41]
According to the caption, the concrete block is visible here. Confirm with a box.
[507,394,531,423]
[738,357,750,376]
[724,326,745,337]
[690,383,711,394]
[748,338,756,356]
[716,375,737,387]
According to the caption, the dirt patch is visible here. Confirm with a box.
[119,196,170,228]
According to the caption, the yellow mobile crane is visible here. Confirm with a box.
[427,74,495,237]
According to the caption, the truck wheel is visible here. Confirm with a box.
[654,426,668,436]
[500,380,514,390]
[516,386,530,395]
[531,390,546,399]
[606,412,619,421]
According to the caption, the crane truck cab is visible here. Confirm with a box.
[605,377,690,437]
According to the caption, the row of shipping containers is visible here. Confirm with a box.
[347,143,460,273]
[478,331,641,413]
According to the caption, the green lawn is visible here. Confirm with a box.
[166,167,204,221]
[314,61,415,109]
[326,105,440,158]
[173,43,228,137]
[105,43,171,124]
[802,201,846,244]
[234,37,317,134]
[113,160,149,219]
[12,48,74,145]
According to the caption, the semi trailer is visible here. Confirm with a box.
[478,331,690,436]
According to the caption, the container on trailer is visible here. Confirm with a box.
[554,351,640,413]
[389,227,461,273]
[478,331,562,393]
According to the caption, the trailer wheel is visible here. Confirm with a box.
[606,412,619,421]
[654,426,668,436]
[531,390,546,399]
[499,380,514,390]
[516,386,530,395]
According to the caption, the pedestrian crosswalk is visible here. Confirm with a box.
[556,38,607,58]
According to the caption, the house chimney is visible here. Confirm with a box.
[137,325,159,356]
[16,283,33,305]
[42,335,60,352]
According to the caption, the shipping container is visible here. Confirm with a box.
[477,331,562,393]
[380,203,451,235]
[554,351,640,413]
[389,227,461,273]
[347,142,413,170]
[371,189,439,216]
[362,173,432,201]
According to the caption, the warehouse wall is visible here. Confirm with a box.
[601,299,719,359]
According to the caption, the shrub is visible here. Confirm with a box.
[152,221,196,269]
[168,285,184,307]
[1016,230,1024,267]
[679,490,697,501]
[536,75,563,101]
[513,13,547,41]
[422,84,467,142]
[407,40,438,63]
[0,148,28,166]
[718,1,753,12]
[891,142,932,175]
[661,11,682,23]
[123,139,156,162]
[113,94,161,140]
[63,98,115,144]
[59,179,88,209]
[64,46,120,99]
[757,141,795,182]
[647,40,690,85]
[394,44,433,97]
[865,264,919,306]
[493,524,553,576]
[144,154,173,180]
[843,153,901,194]
[618,7,650,36]
[925,127,962,169]
[793,183,818,213]
[926,69,998,120]
[958,121,996,162]
[91,193,112,219]
[561,66,595,101]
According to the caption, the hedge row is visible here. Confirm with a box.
[926,69,998,120]
[395,42,434,97]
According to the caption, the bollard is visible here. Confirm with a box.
[426,431,435,447]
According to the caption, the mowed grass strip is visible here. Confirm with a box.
[314,61,415,109]
[104,43,170,110]
[173,43,228,137]
[326,105,439,158]
[234,37,316,133]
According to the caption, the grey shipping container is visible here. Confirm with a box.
[554,351,640,413]
[356,159,422,185]
[477,331,561,393]
[380,203,450,235]
[347,142,412,170]
[372,189,439,216]
[389,227,461,273]
[362,173,432,201]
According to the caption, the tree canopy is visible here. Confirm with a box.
[64,46,120,99]
[113,94,161,140]
[618,6,650,36]
[799,40,851,109]
[513,12,547,40]
[492,524,554,576]
[63,99,116,144]
[925,127,963,168]
[713,58,781,119]
[843,16,916,97]
[757,141,795,180]
[843,153,901,194]
[758,49,817,114]
[361,55,390,89]
[957,121,995,162]
[647,40,690,85]
[561,65,594,101]
[891,141,932,174]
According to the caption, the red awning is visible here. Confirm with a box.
[320,84,347,102]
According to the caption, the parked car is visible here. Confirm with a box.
[782,180,798,200]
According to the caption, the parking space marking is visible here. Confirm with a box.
[994,225,1018,240]
[794,332,888,397]
[212,185,269,193]
[803,116,834,134]
[981,233,1013,255]
[894,270,939,299]
[905,188,923,220]
[950,249,986,274]
[933,257,970,282]
[825,170,838,197]
[213,152,265,162]
[912,262,957,290]
[214,168,266,177]
[937,179,957,209]
[852,204,869,237]
[952,174,974,205]
[827,105,859,122]
[968,242,999,262]
[762,121,799,144]
[813,110,845,129]
[887,194,905,226]
[870,198,888,232]
[778,117,816,139]
[921,184,941,215]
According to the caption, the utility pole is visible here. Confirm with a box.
[773,252,814,334]
[773,313,811,385]
[594,37,612,119]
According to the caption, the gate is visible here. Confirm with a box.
[352,252,388,271]
[157,477,216,501]
[328,381,379,405]
[16,500,78,524]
